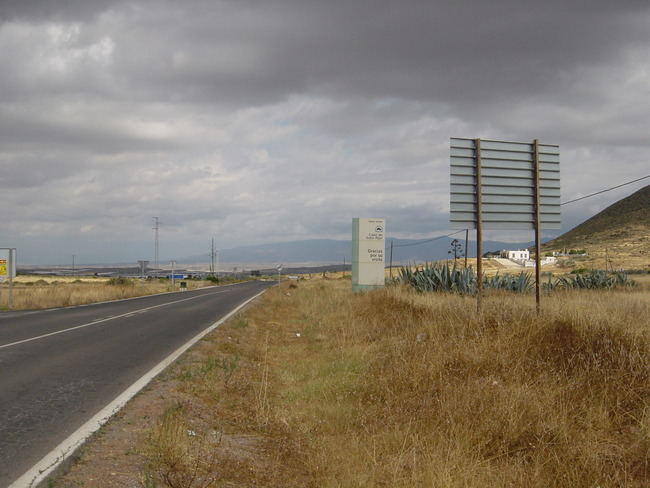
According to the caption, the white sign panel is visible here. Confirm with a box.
[352,218,385,292]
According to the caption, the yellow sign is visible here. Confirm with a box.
[0,259,6,277]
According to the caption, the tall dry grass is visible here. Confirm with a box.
[0,279,212,310]
[143,279,650,487]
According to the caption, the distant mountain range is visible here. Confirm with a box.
[182,237,535,266]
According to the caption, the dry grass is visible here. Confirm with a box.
[140,279,649,487]
[11,275,110,284]
[0,278,213,310]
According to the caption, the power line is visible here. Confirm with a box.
[393,229,466,248]
[561,175,649,206]
[389,175,648,250]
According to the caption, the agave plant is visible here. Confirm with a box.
[399,262,476,294]
[544,270,635,290]
[399,263,537,295]
[483,272,533,293]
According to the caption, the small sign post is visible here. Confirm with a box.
[0,248,17,309]
[352,218,385,292]
[450,138,560,314]
[276,264,283,285]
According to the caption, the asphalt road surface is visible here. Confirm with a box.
[0,280,272,487]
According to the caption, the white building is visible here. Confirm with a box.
[500,249,530,261]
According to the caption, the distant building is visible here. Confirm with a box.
[500,249,530,261]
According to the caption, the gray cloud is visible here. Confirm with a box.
[1,0,648,263]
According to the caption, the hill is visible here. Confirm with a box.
[542,185,649,270]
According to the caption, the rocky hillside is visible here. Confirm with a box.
[542,185,649,270]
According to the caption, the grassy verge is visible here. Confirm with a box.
[125,278,649,487]
[0,278,215,311]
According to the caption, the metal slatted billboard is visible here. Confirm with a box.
[450,138,561,230]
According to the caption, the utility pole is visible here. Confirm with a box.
[170,260,176,289]
[72,254,76,277]
[152,217,160,272]
[209,238,217,276]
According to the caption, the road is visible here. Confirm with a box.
[0,280,272,487]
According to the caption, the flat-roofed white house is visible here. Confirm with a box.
[500,249,530,261]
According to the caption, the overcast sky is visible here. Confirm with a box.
[2,0,649,264]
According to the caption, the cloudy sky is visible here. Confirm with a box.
[2,0,649,264]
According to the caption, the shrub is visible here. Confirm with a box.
[558,259,576,268]
[106,277,133,286]
[570,268,589,274]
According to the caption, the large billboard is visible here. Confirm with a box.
[450,138,560,230]
[352,218,385,292]
[449,138,561,314]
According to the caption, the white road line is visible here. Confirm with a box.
[9,287,268,488]
[0,289,231,351]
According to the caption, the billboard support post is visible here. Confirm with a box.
[533,139,542,315]
[474,138,483,313]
